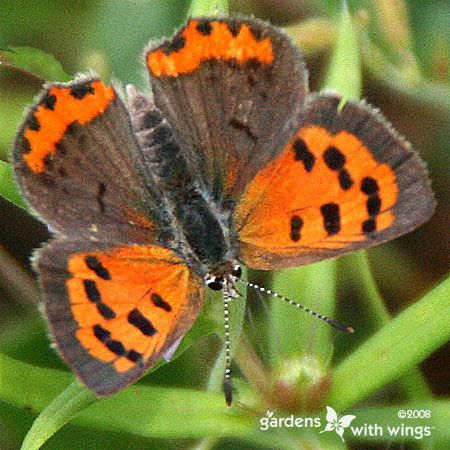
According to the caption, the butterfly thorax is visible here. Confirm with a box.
[171,189,239,276]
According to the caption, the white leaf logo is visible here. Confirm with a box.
[320,406,356,442]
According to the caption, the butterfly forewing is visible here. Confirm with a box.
[234,94,435,269]
[146,17,308,199]
[13,77,159,242]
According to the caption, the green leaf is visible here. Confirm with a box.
[339,251,431,400]
[323,1,362,102]
[0,47,71,82]
[188,0,229,17]
[0,353,255,444]
[0,160,27,209]
[17,312,218,449]
[327,275,450,411]
[21,382,96,450]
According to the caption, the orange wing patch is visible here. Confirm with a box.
[147,18,273,77]
[66,245,198,373]
[23,80,115,173]
[235,126,398,267]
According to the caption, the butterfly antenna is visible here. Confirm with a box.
[239,280,354,333]
[222,290,233,406]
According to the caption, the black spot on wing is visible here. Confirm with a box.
[85,256,111,280]
[105,339,126,356]
[96,303,116,320]
[321,203,340,236]
[324,146,355,191]
[290,215,303,242]
[360,177,382,235]
[151,293,172,312]
[367,196,381,216]
[28,114,40,131]
[162,35,185,55]
[93,324,110,342]
[22,136,31,154]
[83,279,116,319]
[361,177,379,195]
[362,218,377,234]
[338,169,354,190]
[293,138,315,172]
[227,20,241,37]
[323,146,345,170]
[196,20,212,35]
[42,94,57,110]
[128,308,157,336]
[70,83,95,99]
[93,324,126,356]
[83,279,101,303]
[126,349,143,363]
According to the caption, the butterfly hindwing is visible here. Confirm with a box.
[146,17,308,199]
[234,94,436,269]
[14,76,159,243]
[36,240,204,395]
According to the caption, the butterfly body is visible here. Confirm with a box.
[13,17,435,396]
[127,85,240,278]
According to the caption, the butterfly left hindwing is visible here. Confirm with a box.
[36,240,204,396]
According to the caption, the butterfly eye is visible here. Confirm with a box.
[206,276,224,291]
[231,265,242,279]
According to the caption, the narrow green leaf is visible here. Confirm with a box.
[188,0,229,17]
[17,313,218,449]
[0,160,27,209]
[0,47,71,82]
[327,275,450,410]
[21,382,96,450]
[323,1,362,102]
[339,251,431,399]
[0,353,257,442]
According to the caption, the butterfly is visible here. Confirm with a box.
[13,17,435,404]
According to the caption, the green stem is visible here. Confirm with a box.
[323,1,362,102]
[188,0,229,17]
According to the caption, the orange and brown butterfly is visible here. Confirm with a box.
[13,17,435,402]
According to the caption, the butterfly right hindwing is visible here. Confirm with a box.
[36,239,204,396]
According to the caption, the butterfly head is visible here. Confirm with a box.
[204,261,242,298]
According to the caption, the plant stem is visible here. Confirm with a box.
[188,0,229,17]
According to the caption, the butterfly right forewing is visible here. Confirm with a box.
[14,77,161,243]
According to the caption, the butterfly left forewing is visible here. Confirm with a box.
[234,94,436,270]
[146,17,307,199]
[36,240,204,395]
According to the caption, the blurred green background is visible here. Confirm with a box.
[0,1,449,449]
